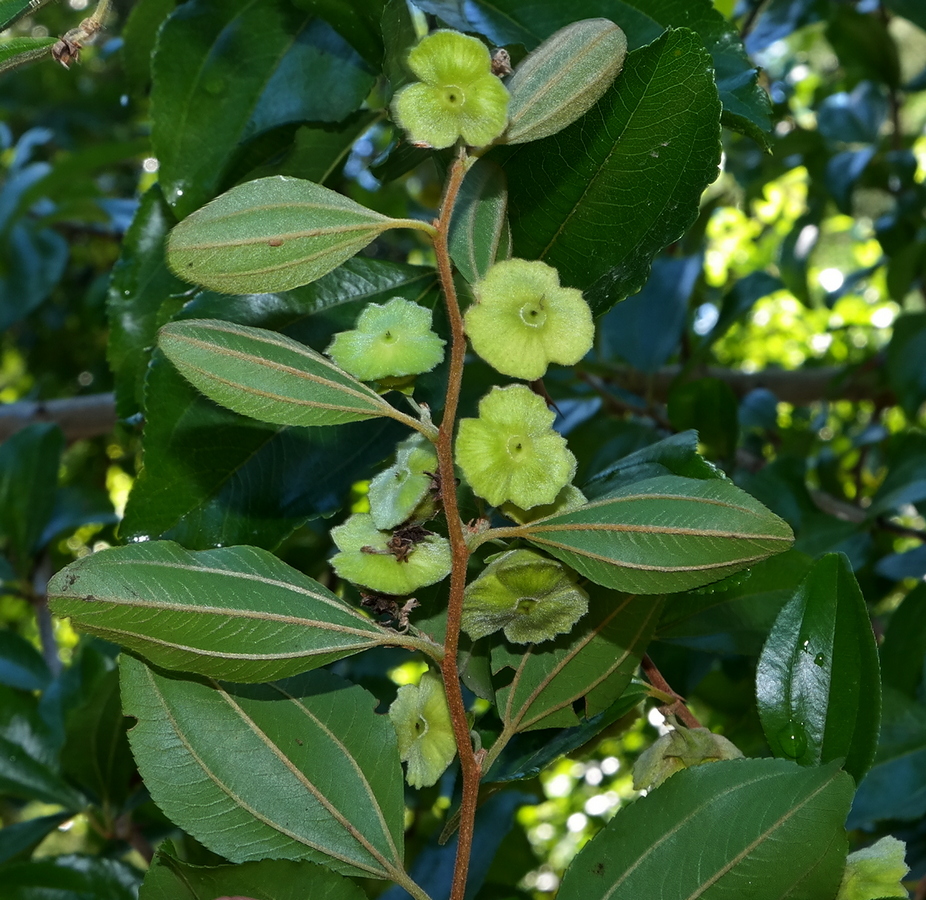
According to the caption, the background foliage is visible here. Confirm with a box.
[1,0,925,897]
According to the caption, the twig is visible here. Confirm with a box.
[0,393,118,443]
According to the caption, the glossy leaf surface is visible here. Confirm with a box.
[503,28,722,313]
[448,158,509,285]
[558,759,851,900]
[121,656,407,879]
[512,475,793,594]
[49,542,399,682]
[159,319,406,428]
[167,176,396,294]
[140,844,368,900]
[152,0,374,216]
[491,591,661,733]
[757,553,881,783]
[0,854,140,900]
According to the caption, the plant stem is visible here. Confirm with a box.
[641,654,702,728]
[433,148,481,900]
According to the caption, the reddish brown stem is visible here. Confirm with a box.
[432,149,480,900]
[641,654,703,729]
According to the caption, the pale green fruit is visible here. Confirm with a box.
[326,297,445,382]
[388,671,456,788]
[632,726,744,792]
[392,30,510,149]
[462,549,589,643]
[465,259,594,380]
[329,513,451,594]
[501,484,587,525]
[369,435,439,530]
[455,384,576,508]
[837,836,909,900]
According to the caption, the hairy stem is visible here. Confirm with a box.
[641,654,702,728]
[433,149,481,900]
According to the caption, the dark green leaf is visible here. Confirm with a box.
[380,0,417,97]
[885,0,926,30]
[657,549,814,657]
[140,843,369,900]
[848,687,926,829]
[666,377,740,460]
[557,759,852,900]
[0,36,56,72]
[167,176,403,294]
[0,813,71,866]
[485,684,648,783]
[879,582,926,699]
[449,158,509,286]
[60,669,134,811]
[152,1,374,217]
[122,282,420,550]
[0,629,50,691]
[121,656,407,880]
[121,0,177,94]
[0,223,68,331]
[599,255,702,372]
[583,430,722,499]
[0,854,141,900]
[502,29,721,314]
[757,553,881,783]
[886,312,926,418]
[292,0,386,66]
[1,0,54,31]
[107,183,186,419]
[490,591,661,734]
[0,423,63,573]
[158,319,416,428]
[49,542,409,682]
[510,475,793,594]
[414,0,769,143]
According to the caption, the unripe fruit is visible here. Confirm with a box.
[632,725,744,792]
[391,30,510,149]
[388,671,456,788]
[462,549,589,644]
[326,297,445,382]
[464,259,594,380]
[501,484,587,525]
[455,384,576,508]
[329,513,451,594]
[837,836,909,900]
[368,435,439,530]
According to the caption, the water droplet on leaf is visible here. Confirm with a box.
[777,721,807,759]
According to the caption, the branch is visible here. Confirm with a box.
[0,393,118,443]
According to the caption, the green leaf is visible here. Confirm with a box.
[416,0,769,144]
[879,581,926,699]
[557,758,852,900]
[152,1,375,217]
[0,854,141,900]
[502,28,722,314]
[511,475,793,594]
[121,656,407,880]
[121,0,177,94]
[0,813,71,866]
[0,629,51,691]
[167,176,400,294]
[491,590,661,733]
[448,158,510,285]
[158,319,411,428]
[0,36,56,73]
[49,542,403,682]
[107,183,186,419]
[381,0,417,98]
[122,259,435,549]
[140,843,369,900]
[0,423,63,574]
[886,312,926,418]
[1,0,52,31]
[757,553,881,783]
[292,0,386,66]
[666,377,740,460]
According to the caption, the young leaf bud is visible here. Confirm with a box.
[388,671,456,788]
[462,549,589,643]
[369,434,440,530]
[503,19,627,145]
[455,384,576,509]
[837,836,909,900]
[464,259,593,381]
[329,513,451,594]
[391,30,510,149]
[326,297,445,382]
[632,725,744,792]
